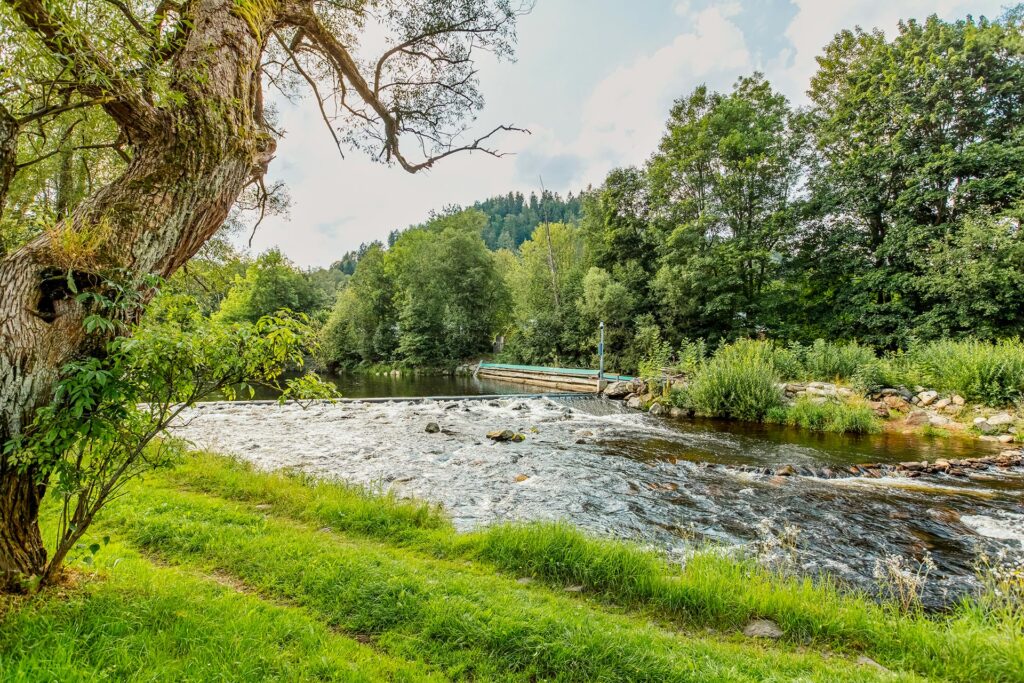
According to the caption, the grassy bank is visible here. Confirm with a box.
[5,453,1020,681]
[662,338,1024,435]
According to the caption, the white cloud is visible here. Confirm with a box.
[568,5,751,183]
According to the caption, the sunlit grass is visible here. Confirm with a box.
[149,453,1024,683]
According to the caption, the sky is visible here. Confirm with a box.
[248,0,1009,267]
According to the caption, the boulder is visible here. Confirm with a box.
[951,394,966,406]
[998,434,1015,444]
[974,418,999,435]
[933,398,951,410]
[987,412,1015,427]
[625,396,643,410]
[775,464,797,476]
[917,390,939,407]
[742,619,784,639]
[928,415,950,427]
[649,402,667,416]
[603,380,631,399]
[883,395,911,413]
[905,410,930,426]
[626,378,647,395]
[425,422,440,433]
[867,400,889,418]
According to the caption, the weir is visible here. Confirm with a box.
[475,362,634,393]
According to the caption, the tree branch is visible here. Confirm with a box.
[6,0,159,138]
[290,5,526,173]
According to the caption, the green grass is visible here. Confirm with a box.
[160,454,1023,682]
[0,540,435,682]
[688,340,785,421]
[766,397,882,434]
[3,453,1022,681]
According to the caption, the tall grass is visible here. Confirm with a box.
[688,340,784,420]
[799,339,877,382]
[767,397,881,434]
[908,338,1024,406]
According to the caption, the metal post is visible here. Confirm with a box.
[597,321,605,393]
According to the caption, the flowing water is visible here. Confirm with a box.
[175,382,1024,605]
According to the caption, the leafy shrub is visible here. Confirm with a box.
[908,338,1024,406]
[800,339,876,381]
[676,337,708,376]
[689,340,783,420]
[634,318,672,380]
[769,397,881,434]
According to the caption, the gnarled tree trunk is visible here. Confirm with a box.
[0,0,275,591]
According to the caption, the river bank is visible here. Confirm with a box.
[604,375,1024,445]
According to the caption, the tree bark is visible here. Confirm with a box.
[0,0,276,590]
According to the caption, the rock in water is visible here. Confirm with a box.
[487,429,516,442]
[742,619,783,639]
[603,380,630,399]
[649,402,667,416]
[425,422,440,433]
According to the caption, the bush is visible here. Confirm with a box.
[689,340,783,420]
[800,339,876,381]
[907,338,1024,406]
[769,397,881,434]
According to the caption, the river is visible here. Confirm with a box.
[175,375,1024,605]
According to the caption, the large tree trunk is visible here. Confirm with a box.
[0,0,275,591]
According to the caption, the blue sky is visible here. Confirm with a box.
[252,0,1009,266]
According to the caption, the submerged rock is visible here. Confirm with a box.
[425,422,440,433]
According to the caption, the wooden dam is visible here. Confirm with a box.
[474,362,634,393]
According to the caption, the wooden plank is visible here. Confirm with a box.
[477,368,599,393]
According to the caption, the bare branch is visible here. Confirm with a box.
[289,5,526,173]
[272,29,344,159]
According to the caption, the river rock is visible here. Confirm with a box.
[929,415,950,427]
[917,390,939,407]
[742,619,783,639]
[776,464,796,476]
[933,397,951,410]
[649,402,667,416]
[974,417,998,435]
[998,434,1016,444]
[883,395,911,413]
[603,380,631,399]
[951,394,966,406]
[626,378,647,395]
[905,410,930,426]
[867,400,889,418]
[487,429,516,442]
[988,412,1015,427]
[425,422,440,433]
[626,396,643,410]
